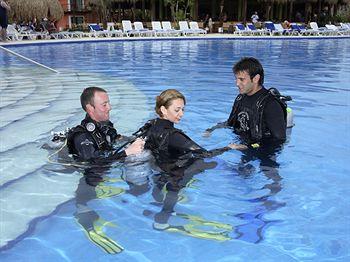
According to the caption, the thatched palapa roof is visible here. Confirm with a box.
[8,0,63,22]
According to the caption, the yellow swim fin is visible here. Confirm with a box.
[95,185,125,199]
[86,230,124,254]
[85,218,124,254]
[166,224,231,241]
[177,213,233,230]
[158,213,233,241]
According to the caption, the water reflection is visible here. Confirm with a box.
[74,165,125,254]
[233,139,288,243]
[142,158,234,241]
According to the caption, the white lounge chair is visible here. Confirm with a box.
[339,23,350,35]
[106,22,123,37]
[189,21,206,35]
[50,30,84,39]
[151,21,168,36]
[133,21,155,37]
[88,23,108,37]
[234,23,251,36]
[161,21,181,36]
[246,23,265,35]
[325,24,343,35]
[274,23,293,35]
[264,22,283,36]
[122,20,140,37]
[17,26,47,40]
[309,22,332,35]
[290,23,317,36]
[178,21,196,36]
[6,25,25,41]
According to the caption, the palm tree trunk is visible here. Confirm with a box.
[159,0,164,21]
[219,0,224,21]
[288,1,293,22]
[242,0,247,23]
[277,3,282,21]
[142,0,145,20]
[192,0,198,20]
[150,0,156,21]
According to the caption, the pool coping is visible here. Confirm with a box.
[1,33,349,47]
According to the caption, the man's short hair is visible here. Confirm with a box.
[233,57,264,85]
[80,86,107,111]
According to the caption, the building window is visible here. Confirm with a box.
[69,16,84,28]
[69,0,84,12]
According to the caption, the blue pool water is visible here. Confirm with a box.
[0,39,349,261]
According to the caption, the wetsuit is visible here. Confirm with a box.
[67,115,127,163]
[207,88,286,146]
[144,118,230,171]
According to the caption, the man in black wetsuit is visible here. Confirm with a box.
[67,86,144,162]
[204,57,286,147]
[203,58,287,242]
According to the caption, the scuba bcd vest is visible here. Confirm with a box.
[228,87,293,142]
[66,117,120,155]
[145,119,197,168]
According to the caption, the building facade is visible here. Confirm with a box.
[56,0,349,30]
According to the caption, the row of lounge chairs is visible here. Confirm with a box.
[5,20,206,41]
[6,20,349,41]
[234,21,350,36]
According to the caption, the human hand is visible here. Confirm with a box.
[228,143,248,151]
[125,138,145,156]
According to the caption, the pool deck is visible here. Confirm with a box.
[1,33,349,47]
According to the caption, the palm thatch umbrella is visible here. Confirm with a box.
[8,0,63,22]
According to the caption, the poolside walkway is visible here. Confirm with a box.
[1,33,349,47]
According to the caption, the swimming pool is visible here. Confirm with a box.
[0,38,349,261]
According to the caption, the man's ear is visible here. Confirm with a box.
[253,74,260,84]
[86,104,94,115]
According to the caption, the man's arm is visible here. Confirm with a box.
[264,100,286,141]
[203,121,228,137]
[73,133,127,162]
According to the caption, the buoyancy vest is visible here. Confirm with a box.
[227,88,287,143]
[145,119,197,169]
[67,116,119,155]
[145,119,177,164]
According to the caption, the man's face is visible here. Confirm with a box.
[234,70,260,96]
[88,91,111,122]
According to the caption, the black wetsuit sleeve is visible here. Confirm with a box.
[73,133,126,162]
[205,101,236,133]
[169,132,230,158]
[204,121,228,133]
[264,100,286,142]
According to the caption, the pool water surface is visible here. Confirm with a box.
[0,39,349,261]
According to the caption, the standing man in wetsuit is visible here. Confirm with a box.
[204,57,286,147]
[0,0,10,42]
[67,86,144,162]
[204,58,287,241]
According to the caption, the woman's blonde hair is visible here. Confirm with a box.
[155,89,186,117]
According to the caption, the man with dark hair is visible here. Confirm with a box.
[67,86,144,162]
[204,57,286,147]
